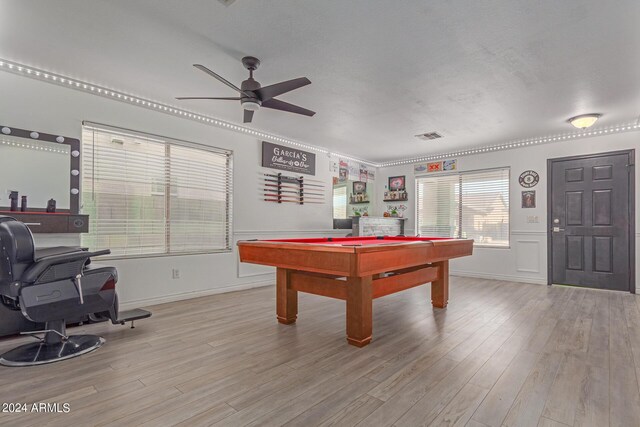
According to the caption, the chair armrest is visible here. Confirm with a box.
[21,249,111,284]
[34,246,85,261]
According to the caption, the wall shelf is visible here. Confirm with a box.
[383,198,408,202]
[349,201,370,205]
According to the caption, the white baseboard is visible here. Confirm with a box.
[451,270,547,285]
[118,278,275,310]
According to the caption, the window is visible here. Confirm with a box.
[332,185,348,219]
[416,168,509,247]
[81,123,232,257]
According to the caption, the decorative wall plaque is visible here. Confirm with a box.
[519,170,539,188]
[262,141,316,175]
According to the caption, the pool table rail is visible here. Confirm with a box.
[237,238,473,277]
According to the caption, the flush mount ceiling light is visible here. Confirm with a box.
[568,113,602,129]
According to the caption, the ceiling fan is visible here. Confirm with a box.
[176,56,315,124]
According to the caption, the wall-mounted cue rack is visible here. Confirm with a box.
[261,172,326,205]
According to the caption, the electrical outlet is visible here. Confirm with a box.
[172,269,180,279]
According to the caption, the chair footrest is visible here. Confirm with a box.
[0,335,104,366]
[115,309,151,323]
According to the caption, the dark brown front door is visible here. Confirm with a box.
[548,150,635,292]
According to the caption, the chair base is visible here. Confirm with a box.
[0,335,105,367]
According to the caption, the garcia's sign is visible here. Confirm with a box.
[261,141,316,175]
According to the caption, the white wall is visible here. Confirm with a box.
[3,70,638,307]
[376,131,639,287]
[0,72,346,308]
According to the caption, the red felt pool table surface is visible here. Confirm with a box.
[265,236,456,246]
[237,235,474,347]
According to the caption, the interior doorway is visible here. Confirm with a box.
[547,150,635,292]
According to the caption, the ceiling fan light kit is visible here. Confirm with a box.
[242,100,261,111]
[176,56,315,124]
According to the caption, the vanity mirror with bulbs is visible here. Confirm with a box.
[0,125,88,233]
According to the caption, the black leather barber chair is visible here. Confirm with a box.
[0,215,150,366]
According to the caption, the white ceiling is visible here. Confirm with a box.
[1,0,639,162]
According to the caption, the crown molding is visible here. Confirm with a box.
[2,58,638,169]
[379,121,640,167]
[0,58,379,166]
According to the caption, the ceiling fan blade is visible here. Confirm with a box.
[244,109,255,123]
[262,98,316,117]
[193,64,250,96]
[255,77,311,102]
[176,97,241,100]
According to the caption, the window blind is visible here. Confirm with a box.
[333,185,348,219]
[416,168,509,247]
[81,123,232,257]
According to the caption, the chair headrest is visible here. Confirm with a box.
[0,217,35,265]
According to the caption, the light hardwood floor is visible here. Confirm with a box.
[1,277,639,427]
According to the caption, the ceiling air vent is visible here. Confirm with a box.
[415,132,443,141]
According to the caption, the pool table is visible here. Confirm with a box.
[237,236,473,347]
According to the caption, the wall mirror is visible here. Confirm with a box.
[0,125,80,213]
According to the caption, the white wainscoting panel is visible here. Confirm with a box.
[451,230,546,285]
[516,240,541,273]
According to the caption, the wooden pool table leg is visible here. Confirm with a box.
[346,276,373,347]
[276,268,297,324]
[431,260,449,308]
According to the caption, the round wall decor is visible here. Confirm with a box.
[519,170,539,188]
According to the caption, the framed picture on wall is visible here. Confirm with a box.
[522,190,536,208]
[339,167,348,182]
[353,181,367,194]
[427,162,443,172]
[443,159,457,171]
[388,176,406,191]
